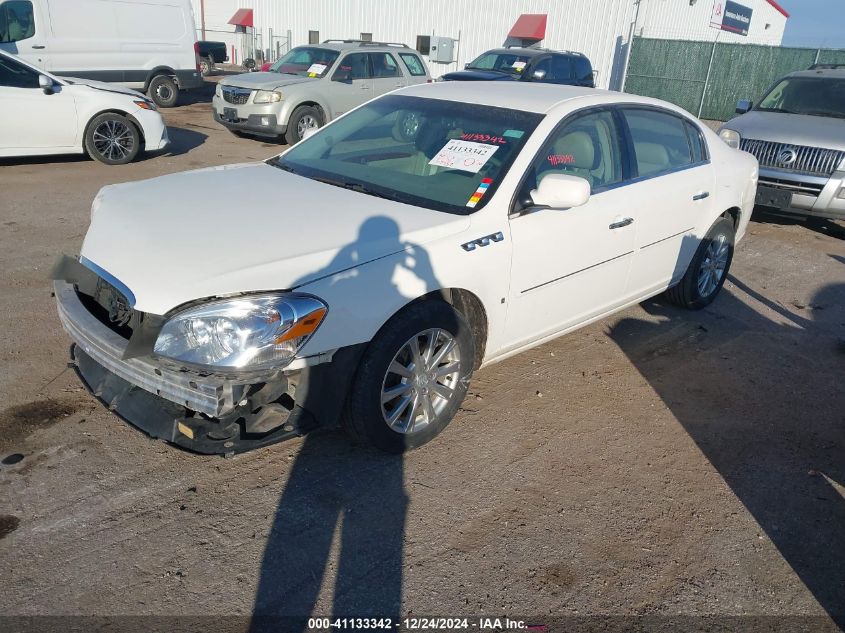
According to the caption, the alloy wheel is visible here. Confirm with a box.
[297,114,319,138]
[381,328,462,434]
[697,234,729,298]
[92,119,135,162]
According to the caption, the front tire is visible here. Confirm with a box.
[148,75,179,108]
[344,301,475,453]
[664,216,735,309]
[84,113,141,165]
[199,57,213,77]
[285,105,323,145]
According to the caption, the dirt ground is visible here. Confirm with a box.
[1,80,844,632]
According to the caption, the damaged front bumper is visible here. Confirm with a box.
[54,279,320,454]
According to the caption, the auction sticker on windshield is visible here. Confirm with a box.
[307,63,328,76]
[429,139,499,174]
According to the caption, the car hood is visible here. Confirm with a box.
[79,162,469,315]
[724,110,845,151]
[220,72,316,91]
[441,70,516,82]
[63,77,146,98]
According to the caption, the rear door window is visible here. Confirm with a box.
[623,108,695,178]
[550,55,574,82]
[399,52,426,77]
[370,52,400,78]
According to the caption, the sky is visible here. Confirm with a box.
[780,0,845,49]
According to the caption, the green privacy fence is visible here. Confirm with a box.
[624,37,845,121]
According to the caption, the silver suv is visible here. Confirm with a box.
[213,40,431,144]
[719,67,845,221]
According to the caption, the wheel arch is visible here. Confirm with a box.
[722,206,741,229]
[290,99,327,123]
[82,109,146,149]
[144,67,177,90]
[406,288,489,370]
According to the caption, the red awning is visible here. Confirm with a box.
[508,14,547,40]
[228,8,253,28]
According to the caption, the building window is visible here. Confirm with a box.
[308,30,319,44]
[360,32,372,42]
[416,35,430,55]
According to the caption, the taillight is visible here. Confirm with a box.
[194,41,201,72]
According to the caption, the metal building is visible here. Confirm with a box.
[191,0,788,89]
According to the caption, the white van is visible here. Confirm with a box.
[0,0,202,107]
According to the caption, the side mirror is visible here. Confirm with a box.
[332,70,351,82]
[38,74,54,94]
[531,69,547,81]
[736,99,752,114]
[530,173,590,209]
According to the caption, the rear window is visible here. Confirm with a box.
[399,53,426,76]
[574,56,593,81]
[0,0,35,42]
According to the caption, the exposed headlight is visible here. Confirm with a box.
[253,89,283,104]
[719,128,741,149]
[153,294,327,371]
[215,82,222,97]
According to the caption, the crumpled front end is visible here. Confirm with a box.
[51,258,325,454]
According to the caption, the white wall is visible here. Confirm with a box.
[190,0,787,84]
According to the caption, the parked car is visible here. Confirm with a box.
[441,46,594,87]
[0,50,168,164]
[197,40,228,76]
[0,0,203,107]
[720,67,845,221]
[212,40,431,144]
[54,82,756,454]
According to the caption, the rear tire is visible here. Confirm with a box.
[199,57,213,77]
[148,75,179,108]
[285,105,323,145]
[664,217,734,309]
[84,113,141,165]
[343,301,475,453]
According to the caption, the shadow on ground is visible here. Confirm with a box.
[608,260,845,629]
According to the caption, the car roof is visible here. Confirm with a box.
[787,68,845,79]
[307,40,415,53]
[398,81,664,115]
[480,47,585,58]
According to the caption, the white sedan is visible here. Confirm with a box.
[0,50,169,164]
[53,82,757,454]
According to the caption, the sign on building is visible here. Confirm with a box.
[710,1,753,36]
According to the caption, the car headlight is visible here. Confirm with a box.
[215,83,222,97]
[719,128,741,149]
[253,89,283,104]
[153,293,327,371]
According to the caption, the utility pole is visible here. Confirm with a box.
[200,0,206,41]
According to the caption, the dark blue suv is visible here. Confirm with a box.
[441,47,595,87]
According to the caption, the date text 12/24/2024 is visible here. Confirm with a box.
[307,617,542,631]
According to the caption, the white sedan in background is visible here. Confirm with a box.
[53,82,757,455]
[0,50,169,164]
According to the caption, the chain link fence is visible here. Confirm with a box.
[624,37,845,121]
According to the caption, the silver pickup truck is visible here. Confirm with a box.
[719,66,845,221]
[213,40,431,144]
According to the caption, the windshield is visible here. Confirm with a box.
[271,95,543,214]
[466,52,534,76]
[757,77,845,119]
[269,47,339,77]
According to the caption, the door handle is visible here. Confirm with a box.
[609,217,634,230]
[360,85,370,90]
[692,191,710,201]
[32,45,46,49]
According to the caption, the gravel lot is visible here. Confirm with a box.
[1,80,844,632]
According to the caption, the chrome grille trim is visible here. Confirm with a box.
[222,86,252,105]
[740,138,845,177]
